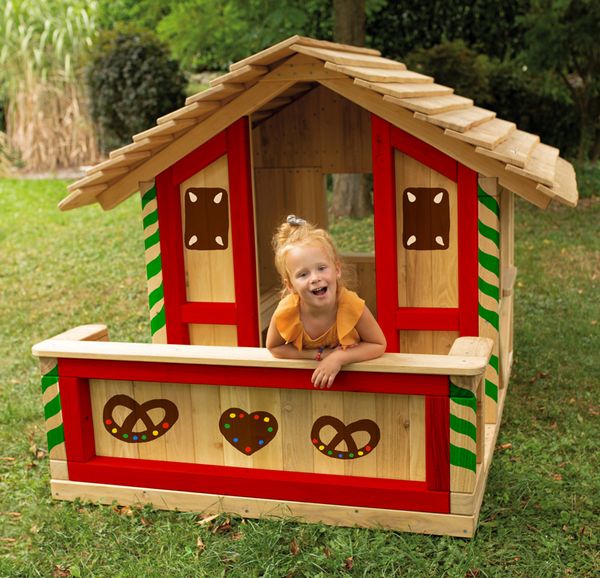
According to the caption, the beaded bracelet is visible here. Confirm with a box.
[315,346,324,361]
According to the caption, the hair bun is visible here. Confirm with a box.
[286,214,306,226]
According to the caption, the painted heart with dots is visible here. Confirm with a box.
[219,408,278,455]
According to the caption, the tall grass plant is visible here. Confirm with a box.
[0,0,99,171]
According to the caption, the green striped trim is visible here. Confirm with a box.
[142,209,159,229]
[478,186,500,216]
[47,424,65,451]
[450,382,476,413]
[485,378,498,402]
[478,219,500,248]
[450,414,477,443]
[144,227,161,251]
[450,444,476,472]
[148,283,164,311]
[478,249,500,278]
[44,394,62,420]
[141,184,157,209]
[489,354,499,373]
[41,374,58,394]
[479,302,500,330]
[150,305,166,334]
[142,185,166,337]
[479,275,500,301]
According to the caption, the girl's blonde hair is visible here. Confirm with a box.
[272,215,344,294]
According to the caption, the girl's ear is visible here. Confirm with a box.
[336,262,342,279]
[284,277,294,293]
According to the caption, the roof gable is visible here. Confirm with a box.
[62,36,578,211]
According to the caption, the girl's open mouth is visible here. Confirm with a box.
[312,287,327,296]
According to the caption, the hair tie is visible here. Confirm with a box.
[286,214,306,226]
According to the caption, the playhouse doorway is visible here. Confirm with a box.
[250,84,376,346]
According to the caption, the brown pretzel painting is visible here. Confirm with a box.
[103,394,179,443]
[311,416,380,460]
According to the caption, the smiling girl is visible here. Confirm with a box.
[266,215,386,388]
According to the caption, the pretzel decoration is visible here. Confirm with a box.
[311,416,380,460]
[103,394,179,443]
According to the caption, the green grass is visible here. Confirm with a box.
[1,178,598,577]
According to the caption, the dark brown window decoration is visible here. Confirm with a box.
[402,187,450,251]
[184,187,229,250]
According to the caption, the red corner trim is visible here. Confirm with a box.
[426,395,450,492]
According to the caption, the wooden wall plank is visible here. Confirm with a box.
[280,389,314,473]
[161,382,195,463]
[191,384,224,465]
[312,390,345,476]
[409,396,426,481]
[375,394,411,480]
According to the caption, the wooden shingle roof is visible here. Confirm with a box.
[62,35,578,211]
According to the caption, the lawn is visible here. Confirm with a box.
[0,176,598,577]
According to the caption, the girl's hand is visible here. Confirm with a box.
[311,353,342,389]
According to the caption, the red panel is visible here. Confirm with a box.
[68,456,449,513]
[170,131,227,184]
[457,164,479,336]
[371,114,399,352]
[226,117,260,346]
[390,126,457,182]
[425,396,450,492]
[156,167,190,344]
[396,308,460,331]
[58,359,449,396]
[59,376,95,462]
[181,302,237,325]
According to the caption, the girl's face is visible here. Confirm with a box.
[284,243,340,311]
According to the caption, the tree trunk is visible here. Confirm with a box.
[331,174,372,218]
[331,0,372,219]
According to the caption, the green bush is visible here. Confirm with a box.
[405,40,492,104]
[86,26,186,152]
[404,41,580,157]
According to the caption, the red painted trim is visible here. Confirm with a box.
[181,302,237,325]
[226,117,260,346]
[170,131,227,185]
[457,164,479,337]
[58,359,449,397]
[390,126,457,182]
[67,456,449,513]
[371,114,399,352]
[58,376,95,463]
[156,167,190,344]
[425,396,450,493]
[396,308,460,331]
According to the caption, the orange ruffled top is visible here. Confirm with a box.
[273,287,365,351]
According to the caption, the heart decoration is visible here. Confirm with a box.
[219,407,278,455]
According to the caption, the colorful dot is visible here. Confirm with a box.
[338,453,343,458]
[239,413,245,418]
[245,447,251,453]
[162,422,169,429]
[267,427,273,433]
[122,434,129,439]
[327,450,333,455]
[318,445,325,451]
[263,417,270,423]
[111,428,117,434]
[152,430,159,436]
[224,423,231,429]
[312,438,319,444]
[141,435,147,441]
[233,437,239,443]
[133,436,138,441]
[349,453,354,458]
[229,412,236,418]
[358,451,364,456]
[105,419,112,425]
[253,414,260,420]
[258,440,264,445]
[365,445,372,452]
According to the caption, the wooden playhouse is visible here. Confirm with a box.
[33,37,578,537]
